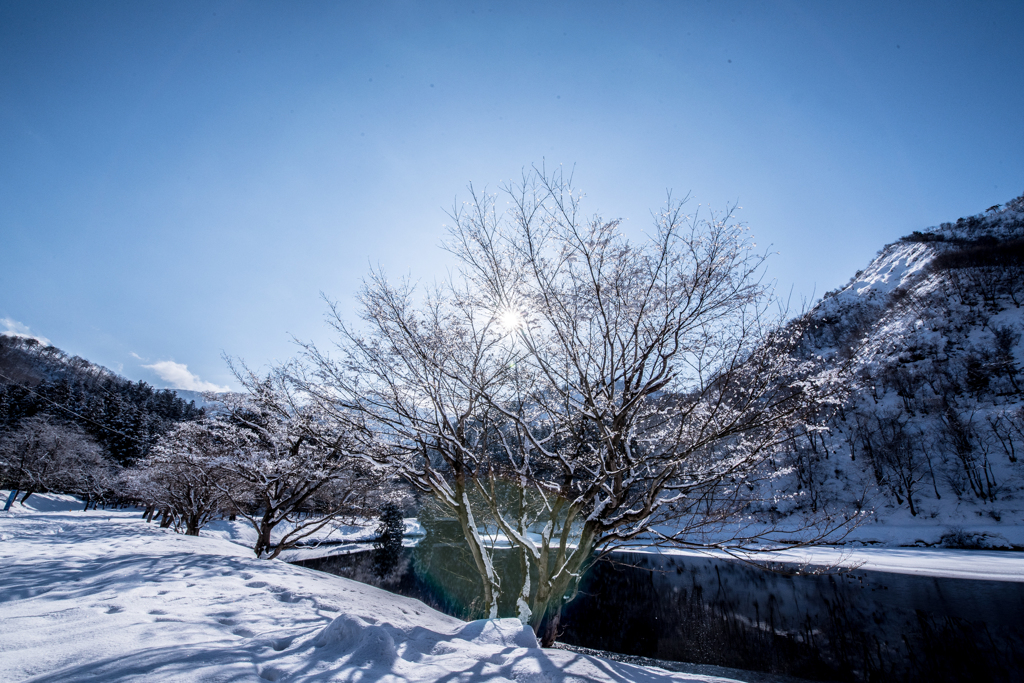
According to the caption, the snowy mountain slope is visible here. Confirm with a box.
[766,193,1024,546]
[0,497,743,683]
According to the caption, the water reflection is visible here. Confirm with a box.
[559,551,1024,682]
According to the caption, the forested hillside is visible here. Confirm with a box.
[768,192,1024,546]
[0,336,203,465]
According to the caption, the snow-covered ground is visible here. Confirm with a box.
[0,494,744,683]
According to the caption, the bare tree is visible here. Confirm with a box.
[939,407,998,502]
[127,420,232,535]
[302,168,849,644]
[213,366,383,559]
[988,407,1024,463]
[861,407,929,516]
[1,415,114,510]
[69,444,121,511]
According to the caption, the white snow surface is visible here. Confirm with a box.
[635,545,1024,583]
[0,496,739,683]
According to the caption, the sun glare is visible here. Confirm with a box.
[497,308,525,333]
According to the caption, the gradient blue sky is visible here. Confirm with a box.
[2,1,1023,391]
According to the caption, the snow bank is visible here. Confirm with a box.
[0,494,736,682]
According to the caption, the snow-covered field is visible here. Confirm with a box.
[0,494,743,682]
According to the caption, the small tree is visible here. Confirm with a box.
[127,420,232,535]
[372,502,405,579]
[860,407,929,516]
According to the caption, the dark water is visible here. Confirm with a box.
[293,546,1024,683]
[561,552,1024,683]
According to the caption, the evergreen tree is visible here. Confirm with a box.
[372,502,405,579]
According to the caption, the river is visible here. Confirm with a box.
[293,544,1024,682]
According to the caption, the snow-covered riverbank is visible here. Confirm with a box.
[631,544,1024,583]
[0,497,745,682]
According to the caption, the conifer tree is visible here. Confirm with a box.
[373,502,405,579]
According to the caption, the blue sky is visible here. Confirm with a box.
[2,1,1022,392]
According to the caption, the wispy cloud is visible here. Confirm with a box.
[142,360,229,393]
[1,317,50,346]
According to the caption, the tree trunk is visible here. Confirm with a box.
[451,481,499,618]
[20,489,35,504]
[529,525,597,644]
[255,511,276,558]
[539,604,562,648]
[530,570,576,646]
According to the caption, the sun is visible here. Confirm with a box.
[497,308,525,333]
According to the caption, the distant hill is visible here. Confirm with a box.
[0,336,204,464]
[0,335,118,387]
[171,389,218,410]
[767,192,1024,547]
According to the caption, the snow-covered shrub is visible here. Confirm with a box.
[939,526,989,549]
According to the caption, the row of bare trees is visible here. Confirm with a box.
[787,402,1024,520]
[0,372,386,559]
[125,374,384,557]
[0,416,117,511]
